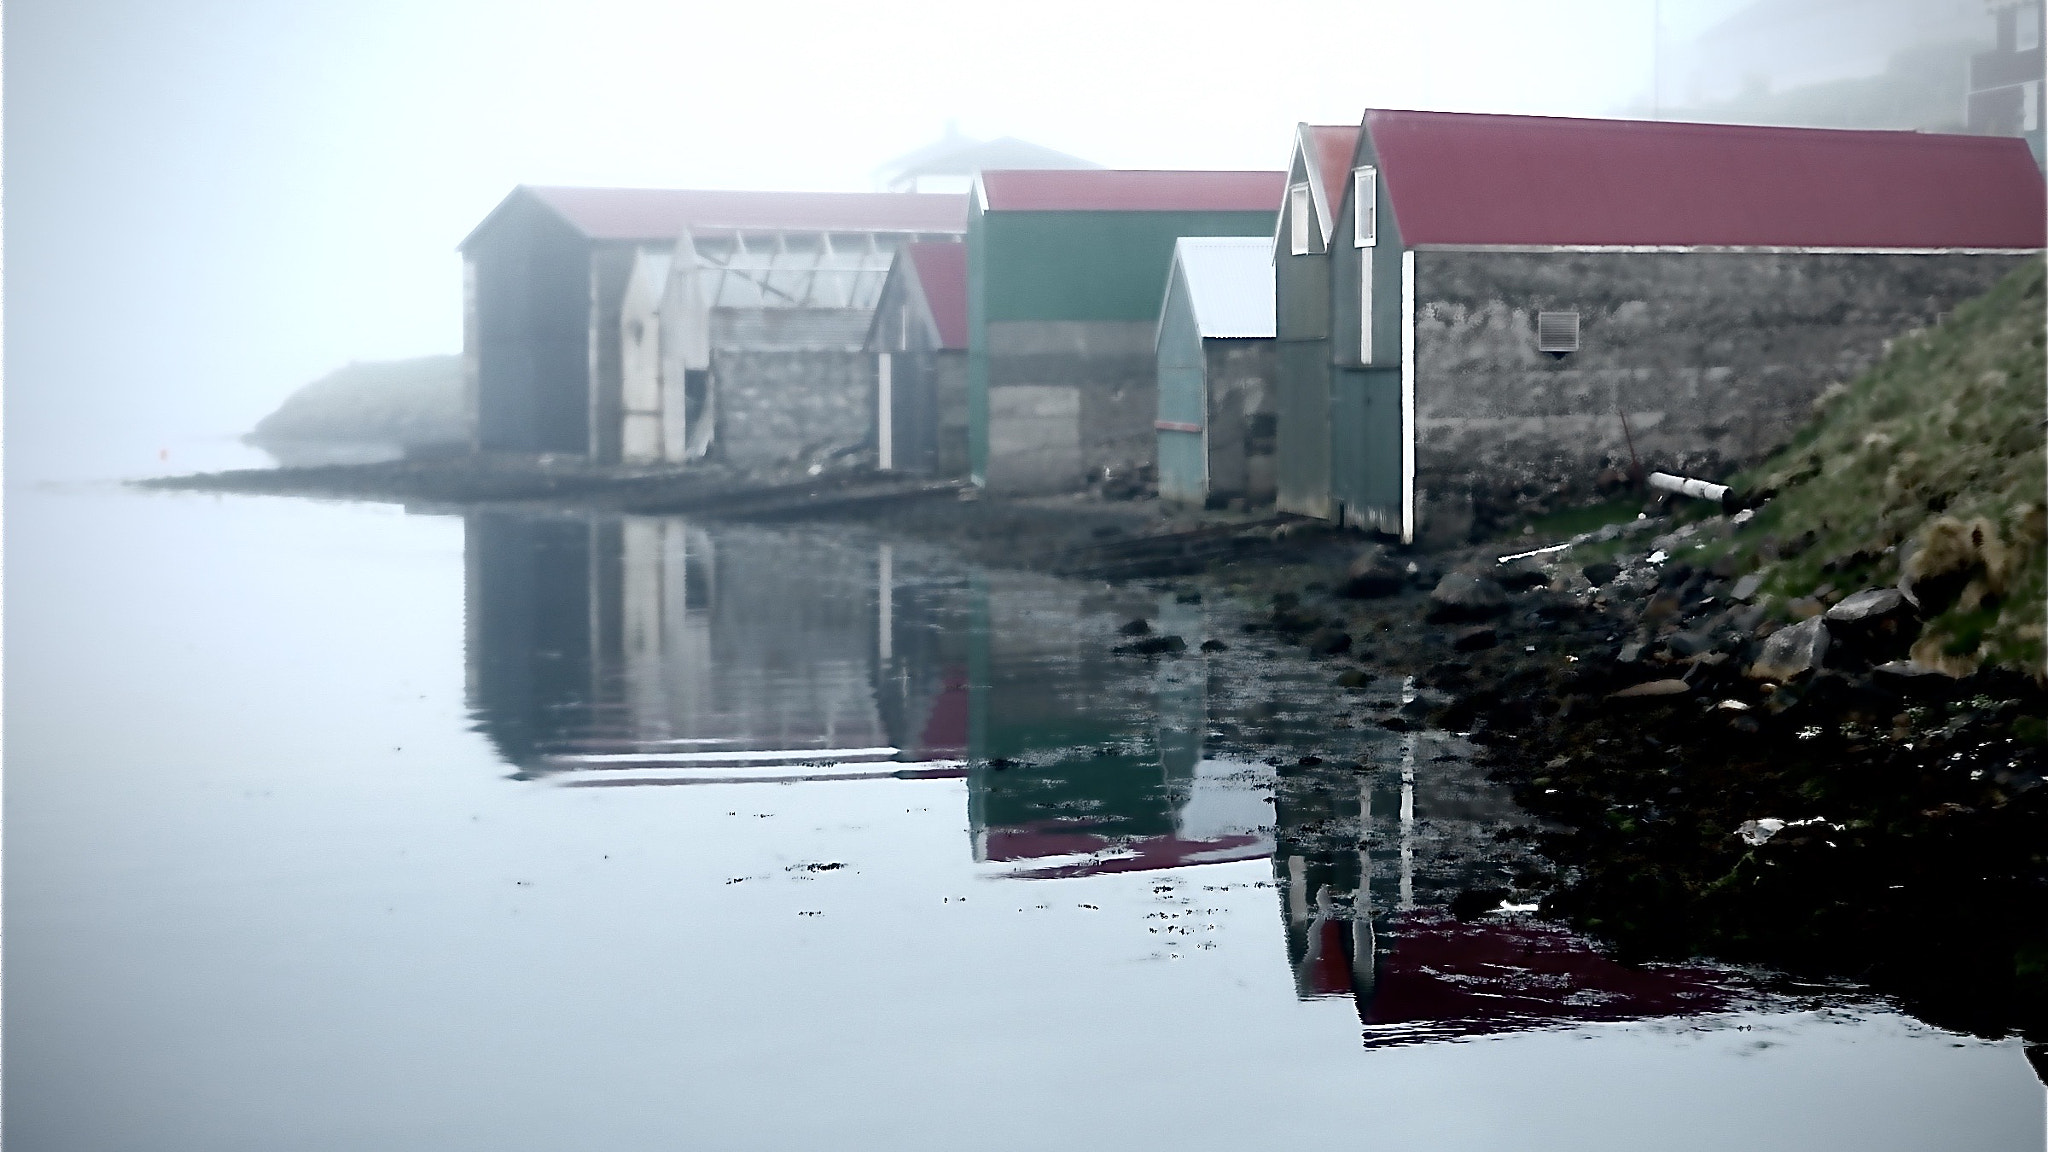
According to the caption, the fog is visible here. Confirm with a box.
[4,0,1758,484]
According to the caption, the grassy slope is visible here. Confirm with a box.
[1736,258,2047,676]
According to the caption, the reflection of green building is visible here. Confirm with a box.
[963,579,1271,876]
[967,169,1281,494]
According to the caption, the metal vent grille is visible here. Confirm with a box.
[1536,310,1580,353]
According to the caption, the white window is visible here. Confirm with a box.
[1353,166,1378,248]
[2026,81,2042,133]
[1537,310,1581,353]
[2019,6,2041,52]
[1360,249,1374,362]
[1288,184,1313,255]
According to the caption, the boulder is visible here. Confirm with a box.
[1824,587,1910,626]
[1581,561,1621,588]
[1748,616,1829,682]
[1115,634,1185,656]
[1452,625,1499,652]
[1871,660,1960,700]
[1730,573,1765,603]
[1664,629,1716,658]
[1339,548,1406,599]
[1306,628,1352,656]
[1609,679,1691,700]
[1117,617,1151,636]
[1496,562,1550,592]
[1427,572,1510,622]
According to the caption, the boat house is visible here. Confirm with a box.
[1154,237,1278,509]
[967,169,1284,495]
[459,186,966,466]
[1276,109,2046,543]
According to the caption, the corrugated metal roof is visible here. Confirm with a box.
[904,241,968,350]
[1366,109,2048,249]
[979,169,1286,213]
[463,186,968,249]
[1171,237,1275,339]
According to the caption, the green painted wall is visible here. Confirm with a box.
[1275,342,1332,519]
[979,210,1276,323]
[1325,123,1409,533]
[968,199,991,482]
[967,201,1274,486]
[1329,367,1403,526]
[1156,265,1206,503]
[1274,148,1334,519]
[1330,128,1404,372]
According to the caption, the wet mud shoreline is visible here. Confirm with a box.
[141,458,2048,1072]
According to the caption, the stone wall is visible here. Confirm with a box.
[1410,250,2036,540]
[712,349,876,472]
[1203,338,1279,506]
[984,319,1155,493]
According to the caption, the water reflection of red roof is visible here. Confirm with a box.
[1357,912,1731,1042]
[913,665,970,757]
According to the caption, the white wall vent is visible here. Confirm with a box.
[1536,310,1580,353]
[1353,167,1377,248]
[1288,184,1313,255]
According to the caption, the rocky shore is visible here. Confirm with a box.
[1160,503,2045,1059]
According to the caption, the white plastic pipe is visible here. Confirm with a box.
[1648,471,1731,503]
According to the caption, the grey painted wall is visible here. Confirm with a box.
[984,319,1155,494]
[1409,249,2038,541]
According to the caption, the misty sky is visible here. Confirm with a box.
[5,0,1754,482]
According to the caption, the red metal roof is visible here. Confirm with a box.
[978,169,1286,213]
[904,241,968,350]
[1365,109,2048,249]
[464,186,969,249]
[1305,125,1361,220]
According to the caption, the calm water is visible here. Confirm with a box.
[6,483,2043,1151]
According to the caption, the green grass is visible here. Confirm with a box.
[1730,259,2047,676]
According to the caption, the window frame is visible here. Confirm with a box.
[1353,166,1378,248]
[1288,183,1313,255]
